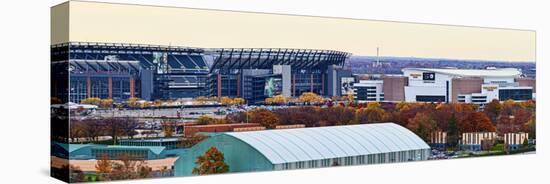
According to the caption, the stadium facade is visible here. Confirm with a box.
[51,42,351,104]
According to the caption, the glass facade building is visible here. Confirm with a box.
[499,89,533,101]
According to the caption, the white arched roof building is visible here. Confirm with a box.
[175,123,431,176]
[226,123,429,164]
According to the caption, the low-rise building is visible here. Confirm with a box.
[460,132,497,151]
[430,131,447,149]
[503,132,529,150]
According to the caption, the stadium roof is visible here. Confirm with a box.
[225,123,429,164]
[403,68,522,77]
[209,48,350,71]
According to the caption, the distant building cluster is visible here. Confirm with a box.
[354,68,536,105]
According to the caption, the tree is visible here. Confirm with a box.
[232,98,246,105]
[192,147,229,175]
[249,108,280,129]
[270,95,289,105]
[137,161,153,178]
[364,102,388,123]
[69,165,86,182]
[196,115,214,125]
[407,112,437,142]
[484,99,502,123]
[99,99,114,108]
[354,108,370,124]
[219,97,245,106]
[79,118,105,142]
[459,112,495,133]
[103,117,138,144]
[126,97,141,108]
[274,107,320,127]
[81,97,101,105]
[196,115,225,125]
[501,99,517,116]
[69,121,84,143]
[447,113,459,147]
[178,131,207,148]
[526,115,536,139]
[225,112,247,124]
[321,106,355,125]
[95,154,113,180]
[298,92,323,105]
[161,120,175,137]
[108,154,152,180]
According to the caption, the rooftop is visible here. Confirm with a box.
[402,68,522,77]
[225,123,429,164]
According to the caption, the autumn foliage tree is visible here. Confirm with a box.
[95,154,113,180]
[321,106,355,125]
[459,112,495,133]
[80,97,101,105]
[407,112,437,142]
[249,108,280,129]
[298,92,324,105]
[274,106,320,127]
[108,154,152,180]
[484,99,502,123]
[192,147,229,175]
[265,95,289,105]
[161,120,176,137]
[178,131,207,148]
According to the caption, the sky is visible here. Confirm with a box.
[52,1,536,62]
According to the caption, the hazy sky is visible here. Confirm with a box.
[54,1,536,62]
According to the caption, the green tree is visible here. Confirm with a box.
[192,147,230,175]
[447,113,459,148]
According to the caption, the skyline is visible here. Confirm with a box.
[53,1,535,62]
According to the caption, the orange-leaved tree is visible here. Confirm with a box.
[459,112,495,133]
[192,147,229,175]
[95,154,113,180]
[249,108,280,129]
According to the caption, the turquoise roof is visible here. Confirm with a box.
[54,142,167,155]
[96,145,166,155]
[69,144,96,153]
[53,142,97,153]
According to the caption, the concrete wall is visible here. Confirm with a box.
[516,78,536,93]
[451,78,483,102]
[382,76,407,101]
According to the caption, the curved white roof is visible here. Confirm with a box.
[402,68,521,77]
[225,123,429,164]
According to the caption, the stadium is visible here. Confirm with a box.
[51,42,352,104]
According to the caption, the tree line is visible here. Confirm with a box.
[215,100,536,145]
